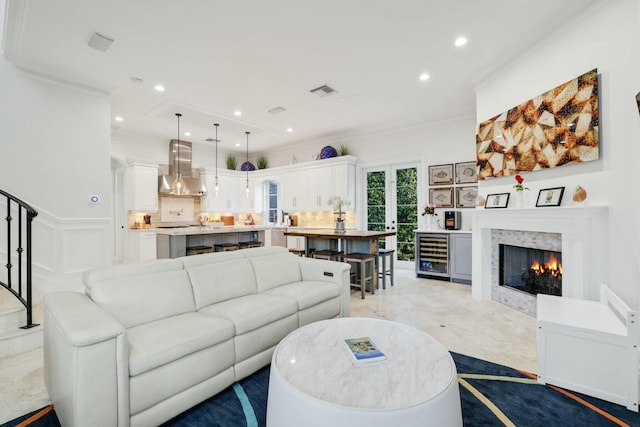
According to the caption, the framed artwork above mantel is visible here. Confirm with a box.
[476,68,599,180]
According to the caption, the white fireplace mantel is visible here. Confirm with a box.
[471,205,609,303]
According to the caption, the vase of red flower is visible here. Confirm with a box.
[512,174,529,208]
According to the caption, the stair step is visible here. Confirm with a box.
[0,293,27,333]
[0,290,44,357]
[0,325,43,358]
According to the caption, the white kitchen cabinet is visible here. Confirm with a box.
[282,169,307,211]
[238,176,259,213]
[450,233,472,284]
[201,171,241,213]
[127,231,157,262]
[286,236,306,250]
[128,162,158,212]
[333,163,356,206]
[281,157,356,212]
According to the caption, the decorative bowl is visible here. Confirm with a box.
[241,161,256,171]
[320,146,338,159]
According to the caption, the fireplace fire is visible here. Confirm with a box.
[499,244,562,296]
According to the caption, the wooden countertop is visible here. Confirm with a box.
[152,226,266,236]
[284,229,395,240]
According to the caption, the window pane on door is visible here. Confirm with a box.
[395,167,417,261]
[267,181,278,223]
[367,171,386,233]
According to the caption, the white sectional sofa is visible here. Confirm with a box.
[43,246,351,427]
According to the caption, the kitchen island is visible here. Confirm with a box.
[155,226,266,259]
[283,229,396,256]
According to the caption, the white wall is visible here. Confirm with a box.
[475,0,640,308]
[0,57,113,294]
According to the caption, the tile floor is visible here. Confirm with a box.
[0,268,538,424]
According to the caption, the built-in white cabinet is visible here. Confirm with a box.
[200,169,259,214]
[332,162,356,208]
[281,156,356,212]
[450,233,472,284]
[238,176,257,213]
[282,169,307,211]
[127,231,157,262]
[286,236,306,250]
[201,156,356,215]
[128,162,158,212]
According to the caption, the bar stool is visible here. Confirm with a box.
[214,243,239,252]
[312,249,344,262]
[186,245,213,256]
[344,252,376,299]
[238,240,262,249]
[378,248,395,289]
[289,247,306,257]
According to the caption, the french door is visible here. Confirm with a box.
[364,163,419,269]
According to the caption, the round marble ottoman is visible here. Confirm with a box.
[266,317,462,427]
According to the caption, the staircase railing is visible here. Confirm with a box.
[0,189,38,329]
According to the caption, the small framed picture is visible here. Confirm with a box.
[456,186,478,208]
[485,193,510,209]
[429,187,454,208]
[428,164,454,185]
[455,161,477,184]
[536,187,565,207]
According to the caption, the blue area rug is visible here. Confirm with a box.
[4,352,638,427]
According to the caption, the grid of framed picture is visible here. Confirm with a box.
[428,161,477,208]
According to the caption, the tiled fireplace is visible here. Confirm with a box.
[471,206,609,316]
[491,229,562,316]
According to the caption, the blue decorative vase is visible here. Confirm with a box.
[320,146,338,159]
[241,161,256,171]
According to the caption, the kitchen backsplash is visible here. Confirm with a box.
[128,197,354,229]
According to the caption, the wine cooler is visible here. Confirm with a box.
[415,233,449,279]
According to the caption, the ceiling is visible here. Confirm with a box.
[3,0,602,153]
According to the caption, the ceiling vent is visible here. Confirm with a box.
[88,32,114,52]
[310,84,337,97]
[268,106,287,114]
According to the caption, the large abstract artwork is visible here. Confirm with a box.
[476,69,599,180]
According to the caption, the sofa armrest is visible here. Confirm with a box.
[298,258,351,317]
[44,292,129,427]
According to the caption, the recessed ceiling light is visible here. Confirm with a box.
[454,36,468,47]
[234,110,242,117]
[154,84,165,92]
[286,128,293,133]
[184,132,191,137]
[235,143,241,147]
[419,73,430,81]
[114,116,124,122]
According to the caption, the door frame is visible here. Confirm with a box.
[111,156,127,264]
[359,161,423,270]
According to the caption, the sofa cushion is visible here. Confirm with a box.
[86,269,195,329]
[199,294,297,335]
[180,250,246,268]
[264,280,341,310]
[186,258,258,309]
[249,253,302,292]
[127,312,234,376]
[83,258,184,288]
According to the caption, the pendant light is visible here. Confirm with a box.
[244,131,250,197]
[214,123,220,197]
[171,113,186,195]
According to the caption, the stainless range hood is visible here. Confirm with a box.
[158,139,207,196]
